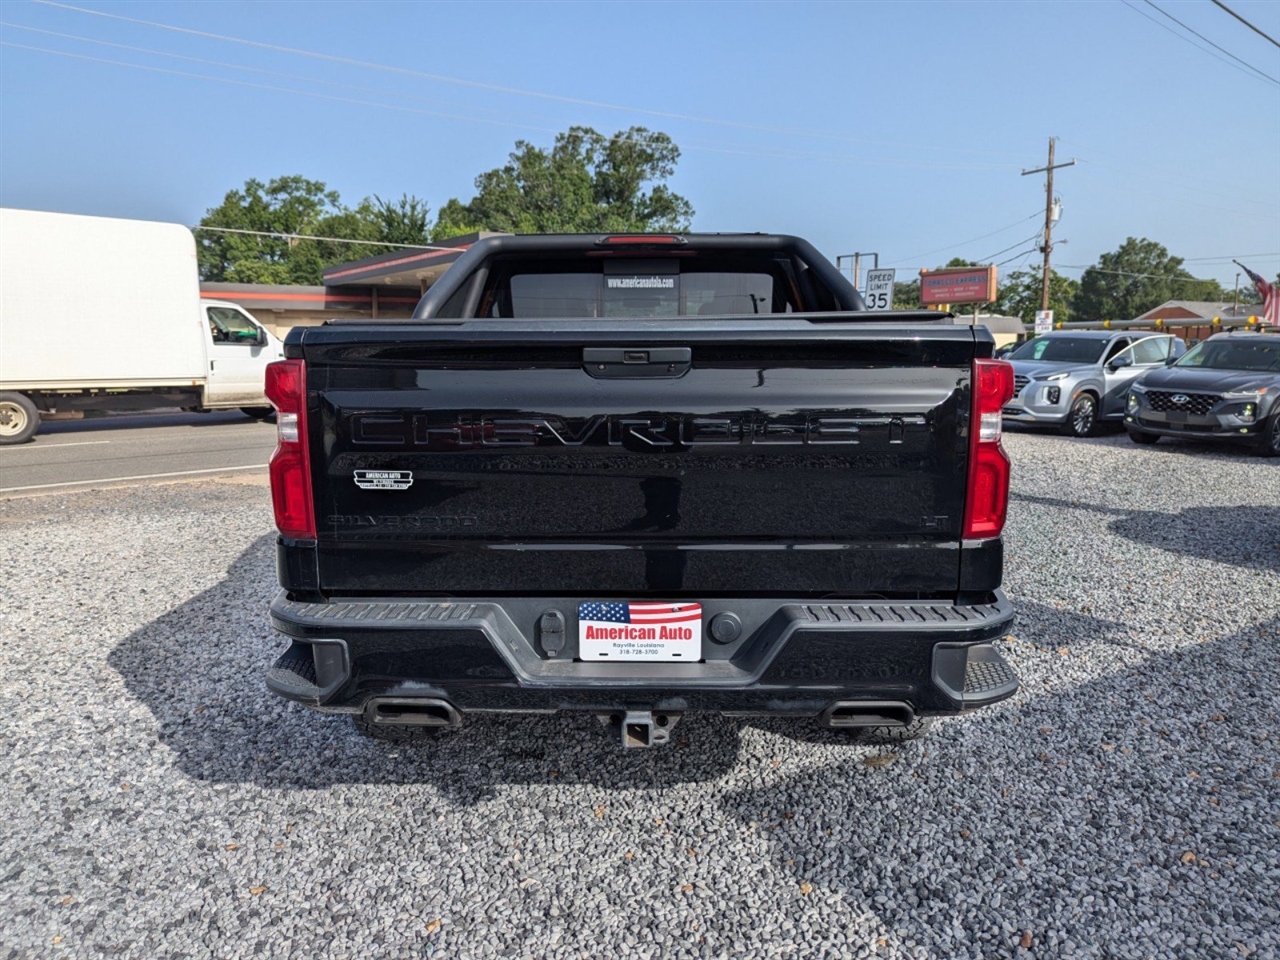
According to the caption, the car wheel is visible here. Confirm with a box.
[1127,428,1159,445]
[240,406,275,421]
[1061,394,1098,437]
[0,392,41,445]
[1256,415,1280,458]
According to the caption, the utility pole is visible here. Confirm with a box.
[1021,138,1077,311]
[837,253,879,292]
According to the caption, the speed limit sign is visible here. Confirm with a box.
[864,268,895,311]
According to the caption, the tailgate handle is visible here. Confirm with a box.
[583,347,691,379]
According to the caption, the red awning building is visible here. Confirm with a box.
[198,232,504,336]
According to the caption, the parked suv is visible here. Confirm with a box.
[1125,332,1280,456]
[1003,331,1186,437]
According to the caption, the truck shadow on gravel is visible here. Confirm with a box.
[105,529,1140,802]
[720,615,1280,957]
[107,535,745,800]
[107,526,1276,810]
[1012,493,1280,574]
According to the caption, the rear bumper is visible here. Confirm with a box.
[266,591,1018,719]
[1002,403,1068,426]
[1002,380,1073,425]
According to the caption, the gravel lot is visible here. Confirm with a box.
[2,431,1278,960]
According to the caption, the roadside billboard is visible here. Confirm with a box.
[919,265,998,305]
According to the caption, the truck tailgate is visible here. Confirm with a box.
[299,321,978,598]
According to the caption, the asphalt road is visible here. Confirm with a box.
[0,411,277,494]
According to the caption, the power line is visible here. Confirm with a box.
[1142,0,1280,84]
[0,41,569,133]
[192,226,453,251]
[0,20,574,126]
[29,0,1026,162]
[885,212,1042,267]
[1209,0,1280,49]
[1119,0,1280,87]
[1042,137,1277,214]
[994,248,1042,267]
[1012,249,1039,270]
[977,233,1043,263]
[1056,265,1239,283]
[1119,0,1274,85]
[12,15,997,175]
[1179,252,1280,262]
[0,40,1014,172]
[1076,157,1267,210]
[0,40,901,168]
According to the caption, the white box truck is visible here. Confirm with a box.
[0,207,284,444]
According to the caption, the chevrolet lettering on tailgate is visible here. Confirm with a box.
[350,413,929,448]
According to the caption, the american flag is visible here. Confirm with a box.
[578,601,702,625]
[1239,262,1279,327]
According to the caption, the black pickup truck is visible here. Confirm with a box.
[263,233,1018,747]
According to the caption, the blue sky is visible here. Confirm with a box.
[2,0,1278,292]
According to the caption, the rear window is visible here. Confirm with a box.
[487,258,796,318]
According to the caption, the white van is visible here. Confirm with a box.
[0,207,284,443]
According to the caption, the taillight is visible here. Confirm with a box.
[963,358,1015,540]
[264,359,316,540]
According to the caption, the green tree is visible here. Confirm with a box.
[198,177,433,284]
[1070,237,1223,321]
[199,176,340,284]
[369,193,432,247]
[994,268,1079,324]
[436,126,694,237]
[1235,283,1262,305]
[892,278,920,309]
[432,198,484,241]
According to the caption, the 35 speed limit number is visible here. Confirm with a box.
[863,268,895,311]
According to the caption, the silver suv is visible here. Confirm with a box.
[1002,331,1186,437]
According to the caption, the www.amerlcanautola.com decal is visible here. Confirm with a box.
[353,470,413,491]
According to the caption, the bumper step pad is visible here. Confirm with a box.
[265,638,350,706]
[932,641,1018,707]
[267,644,317,696]
[964,646,1019,696]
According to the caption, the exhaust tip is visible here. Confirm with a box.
[823,700,915,729]
[365,698,461,728]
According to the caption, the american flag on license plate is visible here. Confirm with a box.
[578,602,702,625]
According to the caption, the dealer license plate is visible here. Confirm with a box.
[577,602,703,661]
